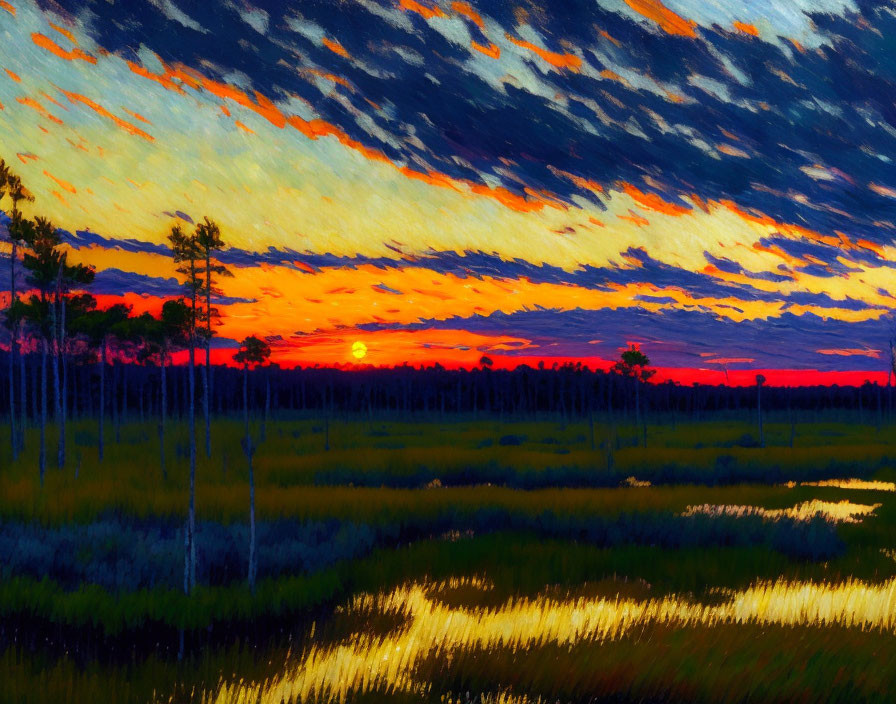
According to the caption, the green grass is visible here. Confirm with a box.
[3,416,895,523]
[2,414,895,702]
[3,528,895,637]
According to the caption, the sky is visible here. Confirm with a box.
[1,0,896,382]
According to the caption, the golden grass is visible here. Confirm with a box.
[209,573,896,703]
[1,474,825,525]
[797,478,896,492]
[681,499,882,524]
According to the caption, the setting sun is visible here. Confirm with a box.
[352,341,367,360]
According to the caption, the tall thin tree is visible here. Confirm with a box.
[195,217,231,459]
[756,373,766,448]
[22,217,66,481]
[1,163,34,460]
[612,345,655,447]
[234,335,270,594]
[50,250,94,469]
[168,223,202,594]
[72,303,130,462]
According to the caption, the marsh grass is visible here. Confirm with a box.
[3,416,895,524]
[3,416,896,702]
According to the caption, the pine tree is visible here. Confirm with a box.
[168,223,202,594]
[195,217,231,459]
[234,335,271,594]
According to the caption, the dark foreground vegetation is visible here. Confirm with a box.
[1,413,896,703]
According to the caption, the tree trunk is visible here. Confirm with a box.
[39,336,47,486]
[51,287,62,469]
[634,378,641,446]
[18,334,26,454]
[8,239,16,462]
[203,345,210,459]
[188,268,197,593]
[261,368,270,443]
[204,250,212,459]
[244,363,256,594]
[120,363,127,438]
[31,352,37,434]
[59,290,67,468]
[640,381,647,449]
[589,409,595,451]
[99,339,106,462]
[160,345,167,480]
[183,517,190,597]
[757,385,764,447]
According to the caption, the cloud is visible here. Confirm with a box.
[146,0,207,33]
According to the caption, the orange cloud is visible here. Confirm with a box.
[452,1,484,28]
[617,210,650,226]
[622,183,691,216]
[306,68,354,90]
[733,20,759,36]
[5,68,20,82]
[235,120,254,134]
[816,348,880,358]
[399,0,444,20]
[321,37,350,59]
[505,34,582,71]
[43,170,76,193]
[58,89,155,141]
[717,143,750,158]
[469,183,545,213]
[471,40,500,59]
[16,96,64,125]
[121,107,151,124]
[49,22,78,44]
[854,238,886,257]
[127,59,185,94]
[623,0,696,37]
[120,54,555,215]
[551,167,604,194]
[0,1,14,16]
[31,32,97,64]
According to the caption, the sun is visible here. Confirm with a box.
[352,341,367,360]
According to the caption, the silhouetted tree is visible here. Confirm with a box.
[613,345,655,447]
[21,216,67,480]
[756,373,766,447]
[168,223,202,594]
[51,249,94,468]
[234,335,270,594]
[157,300,191,479]
[71,303,130,462]
[1,161,33,460]
[195,217,231,459]
[21,295,50,484]
[2,297,29,455]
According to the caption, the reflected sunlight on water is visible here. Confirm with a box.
[797,479,896,492]
[681,499,882,523]
[208,573,896,704]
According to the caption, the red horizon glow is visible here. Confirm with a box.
[164,349,890,387]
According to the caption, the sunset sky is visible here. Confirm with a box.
[2,0,896,381]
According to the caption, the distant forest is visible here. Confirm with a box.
[1,351,893,421]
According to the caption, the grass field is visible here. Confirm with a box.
[1,413,896,702]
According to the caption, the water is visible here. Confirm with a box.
[7,571,895,703]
